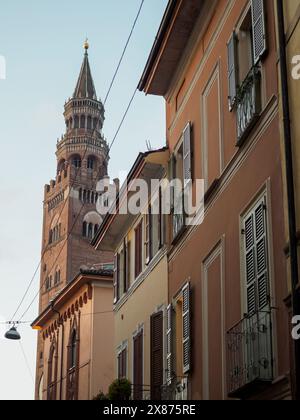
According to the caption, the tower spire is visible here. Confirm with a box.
[73,40,97,100]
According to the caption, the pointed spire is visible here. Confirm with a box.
[73,40,97,100]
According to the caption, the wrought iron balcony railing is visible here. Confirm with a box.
[236,66,262,143]
[227,311,274,398]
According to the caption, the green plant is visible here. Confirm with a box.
[108,379,132,401]
[92,391,109,401]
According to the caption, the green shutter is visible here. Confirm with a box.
[244,197,269,315]
[227,32,238,110]
[182,282,191,374]
[251,0,267,64]
[183,123,192,188]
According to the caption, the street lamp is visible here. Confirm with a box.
[5,326,21,340]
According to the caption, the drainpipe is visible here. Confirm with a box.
[277,0,300,400]
[51,304,64,401]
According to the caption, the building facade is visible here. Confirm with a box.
[93,149,170,400]
[276,0,300,399]
[32,269,114,400]
[33,43,114,400]
[139,0,292,400]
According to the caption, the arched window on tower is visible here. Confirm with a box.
[74,116,79,129]
[80,115,85,129]
[72,155,81,169]
[69,117,73,129]
[88,223,93,239]
[93,118,98,130]
[87,156,95,170]
[87,116,92,130]
[82,222,87,237]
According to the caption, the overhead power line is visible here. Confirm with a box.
[9,0,144,324]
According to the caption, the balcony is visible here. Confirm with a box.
[236,66,262,144]
[227,311,274,398]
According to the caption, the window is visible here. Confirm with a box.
[47,341,57,400]
[135,221,143,279]
[80,115,85,129]
[54,270,61,286]
[145,190,165,264]
[133,330,144,400]
[72,155,81,169]
[242,195,270,315]
[166,282,191,386]
[118,346,127,379]
[169,123,192,241]
[70,330,77,369]
[227,0,267,141]
[150,312,163,400]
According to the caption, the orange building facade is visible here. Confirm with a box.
[139,0,292,400]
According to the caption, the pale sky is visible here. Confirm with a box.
[0,0,167,400]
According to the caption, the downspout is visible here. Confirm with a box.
[51,304,64,401]
[277,0,300,400]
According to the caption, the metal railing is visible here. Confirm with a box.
[237,66,262,143]
[227,311,273,397]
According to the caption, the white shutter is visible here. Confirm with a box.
[243,197,269,314]
[169,155,176,212]
[227,32,238,110]
[113,253,119,304]
[182,282,191,374]
[183,123,192,188]
[251,0,267,64]
[166,304,173,385]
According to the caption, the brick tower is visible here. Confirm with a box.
[38,41,112,313]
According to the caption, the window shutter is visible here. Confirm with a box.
[169,155,176,211]
[125,241,131,292]
[183,123,192,188]
[182,282,191,374]
[254,200,268,310]
[123,240,127,294]
[227,32,238,109]
[113,254,120,304]
[158,187,164,249]
[150,312,163,400]
[244,196,269,315]
[145,207,152,264]
[166,304,173,385]
[251,0,267,64]
[135,222,143,278]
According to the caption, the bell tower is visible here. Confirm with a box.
[38,42,112,312]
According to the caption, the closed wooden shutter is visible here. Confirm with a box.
[151,312,163,400]
[244,197,269,314]
[227,32,238,109]
[183,123,192,188]
[118,348,127,379]
[169,155,176,211]
[158,186,164,249]
[133,332,143,400]
[125,241,131,292]
[145,206,152,264]
[123,240,128,293]
[182,282,191,374]
[251,0,267,64]
[166,304,173,385]
[135,222,143,278]
[113,253,120,304]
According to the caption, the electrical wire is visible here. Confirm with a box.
[9,2,144,325]
[103,0,145,106]
[19,341,35,384]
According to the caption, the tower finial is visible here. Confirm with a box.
[83,38,89,52]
